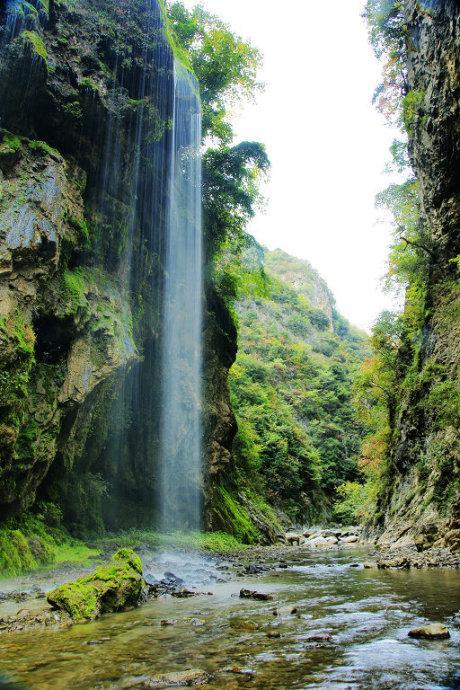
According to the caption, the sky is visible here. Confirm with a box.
[182,0,399,332]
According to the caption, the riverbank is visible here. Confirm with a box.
[0,531,459,636]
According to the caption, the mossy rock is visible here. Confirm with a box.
[47,548,144,622]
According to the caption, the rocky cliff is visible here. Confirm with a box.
[376,0,460,551]
[0,0,237,534]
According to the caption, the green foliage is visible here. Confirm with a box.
[402,90,425,135]
[204,141,269,262]
[230,248,369,522]
[333,481,378,525]
[167,2,261,143]
[363,0,406,123]
[0,514,98,577]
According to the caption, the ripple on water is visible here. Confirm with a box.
[0,549,459,690]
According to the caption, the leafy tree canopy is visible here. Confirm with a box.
[167,2,262,143]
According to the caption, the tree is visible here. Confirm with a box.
[167,2,262,143]
[363,0,407,123]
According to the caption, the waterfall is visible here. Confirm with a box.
[158,61,203,533]
[0,0,204,534]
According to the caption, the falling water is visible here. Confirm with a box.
[158,61,203,533]
[0,0,204,533]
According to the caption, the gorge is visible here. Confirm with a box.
[0,0,459,687]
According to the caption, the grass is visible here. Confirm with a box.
[95,530,248,554]
[0,515,101,579]
[53,541,101,567]
[0,528,247,579]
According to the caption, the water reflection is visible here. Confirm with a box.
[0,548,458,689]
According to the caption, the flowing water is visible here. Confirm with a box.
[0,548,459,690]
[159,62,203,533]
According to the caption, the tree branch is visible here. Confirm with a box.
[400,235,435,257]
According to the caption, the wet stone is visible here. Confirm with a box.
[240,589,273,601]
[122,669,210,688]
[229,617,260,631]
[306,633,333,643]
[408,624,451,640]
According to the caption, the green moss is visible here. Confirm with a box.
[0,515,97,577]
[0,133,21,158]
[0,530,36,575]
[20,30,48,63]
[28,139,60,158]
[79,77,100,94]
[47,548,144,621]
[0,312,35,444]
[63,269,88,313]
[213,486,260,544]
[67,214,90,245]
[158,0,194,74]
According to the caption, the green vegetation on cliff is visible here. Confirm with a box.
[229,247,369,523]
[0,510,99,577]
[342,1,460,547]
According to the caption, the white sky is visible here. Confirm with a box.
[182,0,399,332]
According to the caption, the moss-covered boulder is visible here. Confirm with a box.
[47,548,145,622]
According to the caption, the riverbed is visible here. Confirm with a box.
[0,547,459,689]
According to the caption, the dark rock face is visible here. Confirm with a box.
[377,0,460,551]
[203,288,238,483]
[0,0,238,532]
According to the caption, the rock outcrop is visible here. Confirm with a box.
[0,0,238,533]
[376,0,460,552]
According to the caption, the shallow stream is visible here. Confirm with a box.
[0,548,459,689]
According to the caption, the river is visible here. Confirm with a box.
[0,547,458,689]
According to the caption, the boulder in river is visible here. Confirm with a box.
[408,624,451,640]
[47,549,144,622]
[342,535,359,544]
[285,533,302,545]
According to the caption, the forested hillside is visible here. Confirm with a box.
[229,247,369,524]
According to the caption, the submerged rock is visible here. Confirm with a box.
[408,624,451,640]
[240,588,273,601]
[306,632,333,643]
[229,617,260,631]
[47,549,144,622]
[123,669,210,688]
